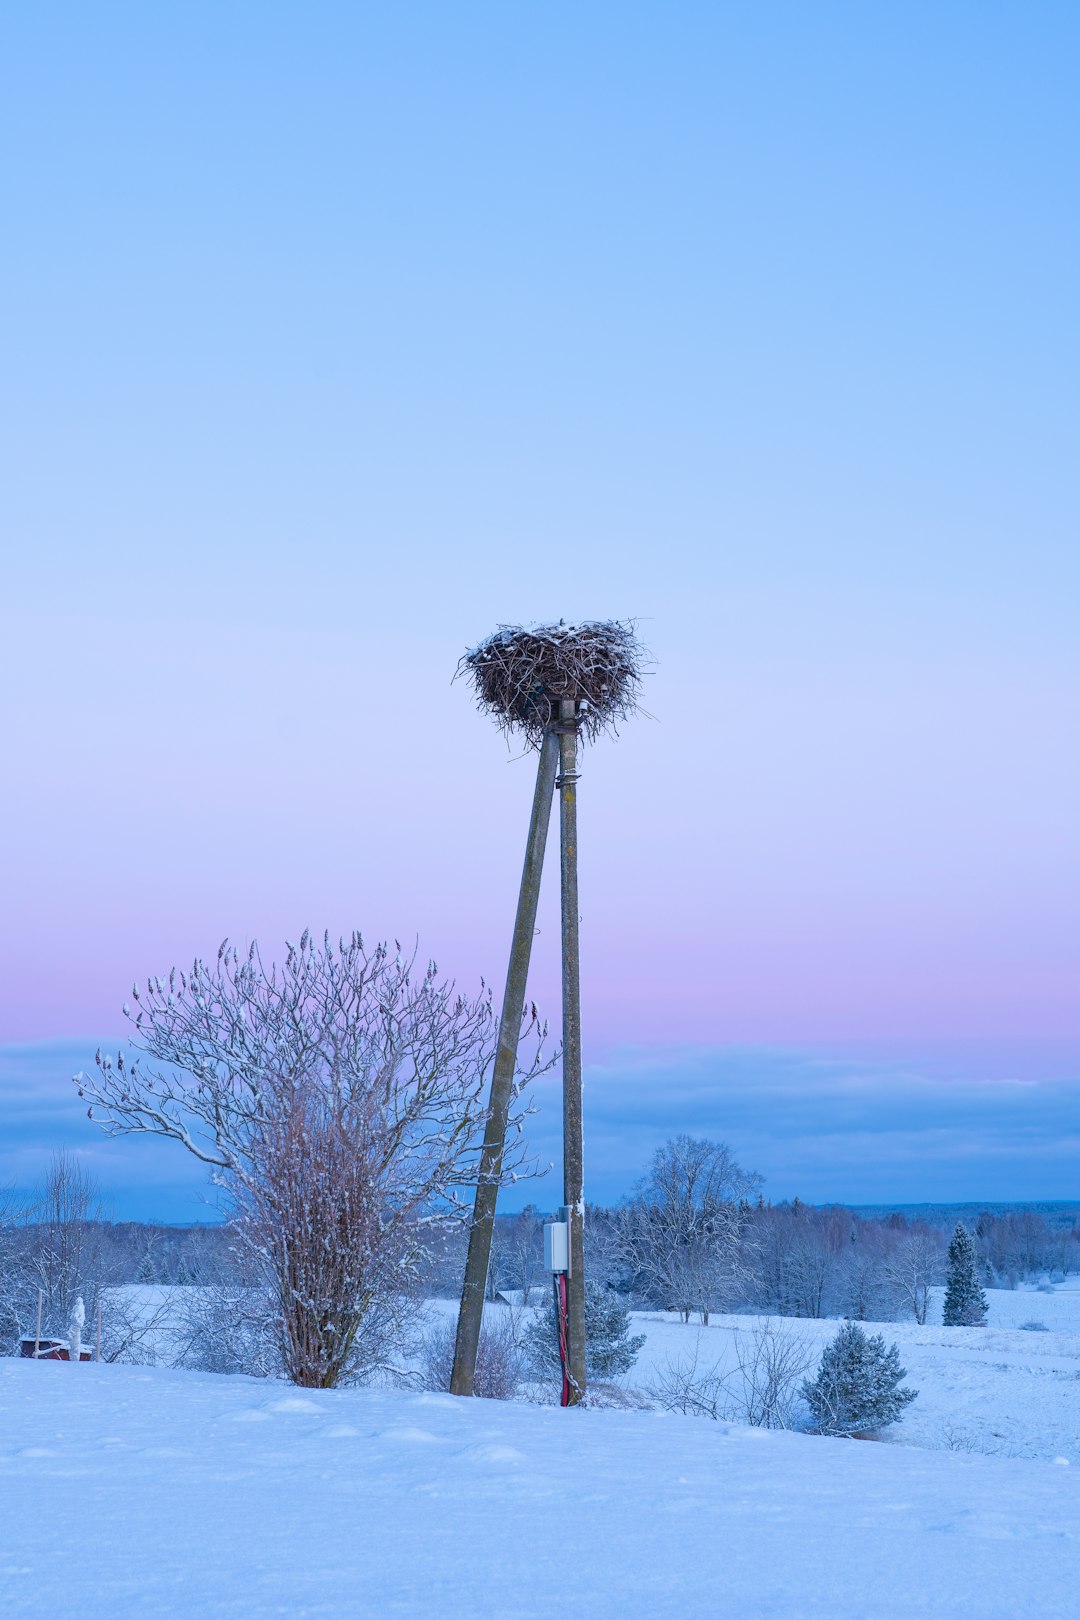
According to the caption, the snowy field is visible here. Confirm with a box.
[2,1355,1078,1620]
[13,1276,1071,1617]
[621,1282,1080,1465]
[423,1278,1080,1464]
[108,1277,1080,1465]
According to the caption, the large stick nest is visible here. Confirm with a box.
[460,620,646,747]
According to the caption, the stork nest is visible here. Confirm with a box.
[460,620,645,747]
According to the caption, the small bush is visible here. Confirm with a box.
[646,1345,728,1421]
[1019,1320,1050,1332]
[801,1320,917,1436]
[647,1318,812,1429]
[422,1314,523,1401]
[174,1281,280,1378]
[525,1280,645,1383]
[730,1318,814,1429]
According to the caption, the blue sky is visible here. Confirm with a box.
[1,3,1077,1216]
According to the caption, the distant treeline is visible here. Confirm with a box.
[848,1202,1080,1232]
[4,1144,1080,1354]
[476,1195,1080,1325]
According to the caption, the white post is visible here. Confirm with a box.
[69,1296,85,1364]
[34,1289,43,1359]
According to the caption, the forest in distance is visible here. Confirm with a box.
[5,1140,1080,1365]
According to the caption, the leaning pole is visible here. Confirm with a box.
[450,728,559,1396]
[450,622,645,1403]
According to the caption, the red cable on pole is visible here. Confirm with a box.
[556,1272,571,1407]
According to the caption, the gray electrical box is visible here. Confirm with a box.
[544,1220,569,1273]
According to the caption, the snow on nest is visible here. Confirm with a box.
[1,1358,1077,1620]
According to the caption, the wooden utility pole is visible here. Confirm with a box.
[450,728,559,1396]
[452,620,645,1405]
[557,697,586,1402]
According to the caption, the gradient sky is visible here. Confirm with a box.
[1,2,1077,1217]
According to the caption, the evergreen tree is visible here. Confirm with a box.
[801,1320,917,1436]
[525,1280,646,1380]
[943,1222,988,1326]
[138,1249,157,1285]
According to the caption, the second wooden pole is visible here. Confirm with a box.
[558,697,586,1403]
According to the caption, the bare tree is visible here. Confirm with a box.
[618,1137,760,1324]
[76,932,549,1387]
[0,1183,30,1350]
[728,1318,813,1429]
[490,1208,546,1305]
[29,1152,113,1342]
[782,1207,849,1319]
[0,1154,123,1355]
[423,1312,524,1401]
[881,1226,942,1325]
[646,1341,730,1421]
[647,1318,811,1429]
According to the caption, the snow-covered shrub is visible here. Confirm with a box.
[586,1381,653,1410]
[525,1281,645,1382]
[648,1319,811,1429]
[174,1280,281,1379]
[95,1288,180,1366]
[1019,1320,1050,1332]
[943,1224,988,1326]
[729,1318,814,1428]
[801,1320,917,1436]
[77,934,550,1389]
[940,1420,985,1452]
[646,1344,729,1421]
[422,1313,523,1400]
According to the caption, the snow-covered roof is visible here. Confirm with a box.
[492,1289,547,1309]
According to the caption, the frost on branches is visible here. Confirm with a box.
[801,1320,917,1436]
[616,1137,761,1325]
[75,932,551,1388]
[525,1280,646,1382]
[943,1222,989,1327]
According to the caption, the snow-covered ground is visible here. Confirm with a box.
[929,1276,1080,1332]
[108,1277,1080,1465]
[2,1356,1078,1620]
[431,1278,1080,1464]
[626,1307,1080,1464]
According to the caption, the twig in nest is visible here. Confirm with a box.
[459,620,647,747]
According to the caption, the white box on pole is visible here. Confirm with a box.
[544,1221,569,1273]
